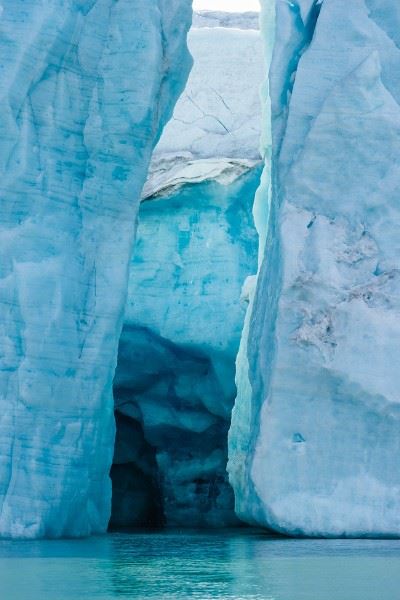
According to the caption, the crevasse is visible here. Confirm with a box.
[0,0,192,539]
[111,15,263,528]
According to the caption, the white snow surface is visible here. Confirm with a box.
[146,23,264,196]
[143,156,260,199]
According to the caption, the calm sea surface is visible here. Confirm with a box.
[1,529,400,599]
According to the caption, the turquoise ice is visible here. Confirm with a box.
[0,0,192,538]
[113,168,260,528]
[229,0,400,537]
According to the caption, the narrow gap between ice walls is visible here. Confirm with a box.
[227,0,275,528]
[110,7,265,530]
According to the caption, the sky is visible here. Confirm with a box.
[193,0,260,11]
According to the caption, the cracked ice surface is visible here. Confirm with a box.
[154,24,263,160]
[144,21,264,199]
[229,0,400,537]
[0,0,192,539]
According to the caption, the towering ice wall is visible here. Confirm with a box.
[112,16,263,528]
[0,0,192,539]
[229,0,400,537]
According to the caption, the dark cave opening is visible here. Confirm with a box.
[109,411,164,530]
[109,325,240,530]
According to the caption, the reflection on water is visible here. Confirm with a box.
[1,529,400,599]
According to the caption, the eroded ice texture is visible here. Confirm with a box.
[114,169,261,527]
[229,0,400,537]
[0,0,192,539]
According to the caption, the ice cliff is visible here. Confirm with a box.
[0,0,192,539]
[111,17,263,528]
[229,0,400,537]
[6,0,391,539]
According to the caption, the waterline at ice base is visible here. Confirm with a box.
[0,0,400,542]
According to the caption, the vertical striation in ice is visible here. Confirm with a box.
[0,0,192,539]
[229,0,400,537]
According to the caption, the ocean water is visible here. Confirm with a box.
[1,529,400,599]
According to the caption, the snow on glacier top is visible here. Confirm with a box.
[145,14,264,196]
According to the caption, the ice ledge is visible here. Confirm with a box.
[192,11,260,30]
[142,155,262,199]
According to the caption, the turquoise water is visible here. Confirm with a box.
[1,530,400,599]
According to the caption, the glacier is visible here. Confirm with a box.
[229,0,400,537]
[111,16,263,528]
[150,18,263,166]
[0,0,192,539]
[3,0,394,541]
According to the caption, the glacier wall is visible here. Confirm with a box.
[229,0,400,537]
[0,0,192,539]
